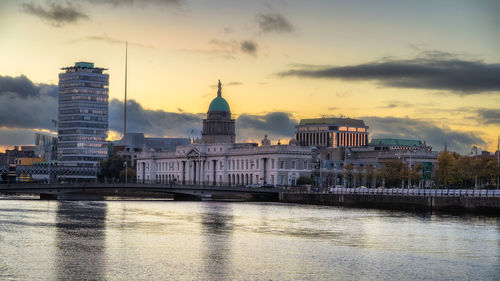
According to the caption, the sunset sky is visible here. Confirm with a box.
[0,0,499,154]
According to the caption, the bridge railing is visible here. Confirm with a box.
[285,187,500,197]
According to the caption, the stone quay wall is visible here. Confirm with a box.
[279,192,500,214]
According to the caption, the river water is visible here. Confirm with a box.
[0,199,498,280]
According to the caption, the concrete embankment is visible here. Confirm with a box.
[279,193,500,214]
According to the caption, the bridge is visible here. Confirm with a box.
[0,183,279,201]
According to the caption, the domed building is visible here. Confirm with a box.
[136,80,312,188]
[201,80,235,144]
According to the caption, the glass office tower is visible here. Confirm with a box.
[58,62,109,168]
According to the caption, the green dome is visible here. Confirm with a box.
[208,96,230,112]
[208,80,230,112]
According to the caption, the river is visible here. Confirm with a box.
[0,199,498,280]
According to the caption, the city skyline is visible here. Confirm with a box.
[1,0,499,154]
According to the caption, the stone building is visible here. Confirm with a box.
[295,117,369,148]
[136,81,312,186]
[315,138,438,188]
[201,80,235,144]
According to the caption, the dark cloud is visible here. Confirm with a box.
[227,82,243,86]
[362,116,486,153]
[257,14,295,33]
[236,112,297,141]
[21,2,89,26]
[476,109,500,125]
[109,99,202,137]
[0,75,39,98]
[0,129,40,147]
[0,75,57,130]
[278,54,500,93]
[240,40,258,55]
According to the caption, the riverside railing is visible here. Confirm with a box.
[287,187,500,197]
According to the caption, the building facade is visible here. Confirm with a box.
[112,133,190,168]
[57,62,109,169]
[35,133,58,162]
[137,81,312,186]
[295,117,369,148]
[315,139,438,188]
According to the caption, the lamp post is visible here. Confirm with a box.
[497,136,499,190]
[408,152,412,189]
[123,160,128,185]
[473,145,478,190]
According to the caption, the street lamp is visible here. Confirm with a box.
[123,160,128,184]
[473,145,478,189]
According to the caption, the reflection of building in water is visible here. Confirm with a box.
[200,203,234,280]
[137,81,312,186]
[55,202,107,280]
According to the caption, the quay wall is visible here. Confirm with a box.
[279,193,500,214]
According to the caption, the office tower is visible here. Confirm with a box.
[58,62,109,168]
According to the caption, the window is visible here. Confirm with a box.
[220,161,223,170]
[280,161,284,169]
[246,160,248,169]
[271,159,275,169]
[291,161,296,169]
[303,161,308,170]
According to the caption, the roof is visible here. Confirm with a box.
[208,96,230,112]
[113,133,190,151]
[298,117,365,127]
[75,62,94,68]
[369,138,422,146]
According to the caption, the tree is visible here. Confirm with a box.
[343,163,355,188]
[296,175,314,185]
[435,151,458,187]
[120,167,136,183]
[99,155,128,182]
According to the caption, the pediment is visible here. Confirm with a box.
[186,148,202,158]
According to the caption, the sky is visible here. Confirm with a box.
[0,0,499,154]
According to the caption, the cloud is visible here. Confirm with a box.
[240,40,258,55]
[236,112,298,141]
[191,39,259,59]
[362,116,486,152]
[257,14,295,33]
[81,34,154,49]
[0,75,58,130]
[84,0,182,7]
[109,99,202,137]
[0,75,40,98]
[0,128,42,148]
[476,109,500,125]
[21,2,89,26]
[209,81,243,89]
[277,53,500,93]
[227,82,243,86]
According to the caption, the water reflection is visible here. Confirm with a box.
[55,201,107,280]
[200,203,234,281]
